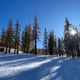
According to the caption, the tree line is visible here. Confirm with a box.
[0,17,80,58]
[64,18,80,58]
[1,16,40,55]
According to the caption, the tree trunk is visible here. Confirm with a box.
[5,47,7,54]
[9,47,11,53]
[35,38,37,55]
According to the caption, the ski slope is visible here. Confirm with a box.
[0,54,80,80]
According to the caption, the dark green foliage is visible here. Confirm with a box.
[5,19,14,53]
[64,18,80,58]
[1,28,6,47]
[14,20,20,54]
[21,31,25,53]
[21,24,32,53]
[43,28,48,55]
[25,24,32,53]
[48,31,55,55]
[32,16,40,55]
[58,38,63,57]
[64,18,71,57]
[1,16,80,58]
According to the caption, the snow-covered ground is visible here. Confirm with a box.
[0,54,80,80]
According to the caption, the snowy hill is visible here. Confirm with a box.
[0,54,80,80]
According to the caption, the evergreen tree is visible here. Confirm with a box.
[5,29,8,53]
[25,24,32,53]
[7,18,14,53]
[75,29,80,57]
[32,16,40,55]
[21,24,32,53]
[43,28,48,55]
[64,18,71,57]
[64,18,79,58]
[54,37,57,55]
[14,20,20,54]
[70,27,79,57]
[21,31,26,53]
[1,28,6,47]
[48,31,55,55]
[58,38,63,57]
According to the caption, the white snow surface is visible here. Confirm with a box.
[0,53,80,80]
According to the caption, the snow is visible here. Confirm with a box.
[0,54,80,80]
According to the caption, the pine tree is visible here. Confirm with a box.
[48,31,55,55]
[43,28,48,55]
[54,37,57,55]
[1,28,6,47]
[58,38,63,57]
[14,20,20,54]
[64,18,79,58]
[75,28,80,57]
[21,31,26,53]
[21,24,32,53]
[64,18,71,57]
[70,26,79,58]
[5,29,8,53]
[25,24,32,53]
[7,18,14,53]
[32,16,40,55]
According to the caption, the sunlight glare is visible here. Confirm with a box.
[70,29,76,36]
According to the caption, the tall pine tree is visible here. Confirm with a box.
[43,28,48,55]
[64,18,71,57]
[48,31,55,55]
[58,38,63,57]
[32,16,40,55]
[14,20,20,54]
[21,31,26,53]
[21,24,32,53]
[7,18,14,53]
[1,28,6,47]
[25,24,32,53]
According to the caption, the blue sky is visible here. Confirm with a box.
[0,0,80,48]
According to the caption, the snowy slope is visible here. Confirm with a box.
[0,54,80,80]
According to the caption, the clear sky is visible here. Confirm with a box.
[0,0,80,48]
